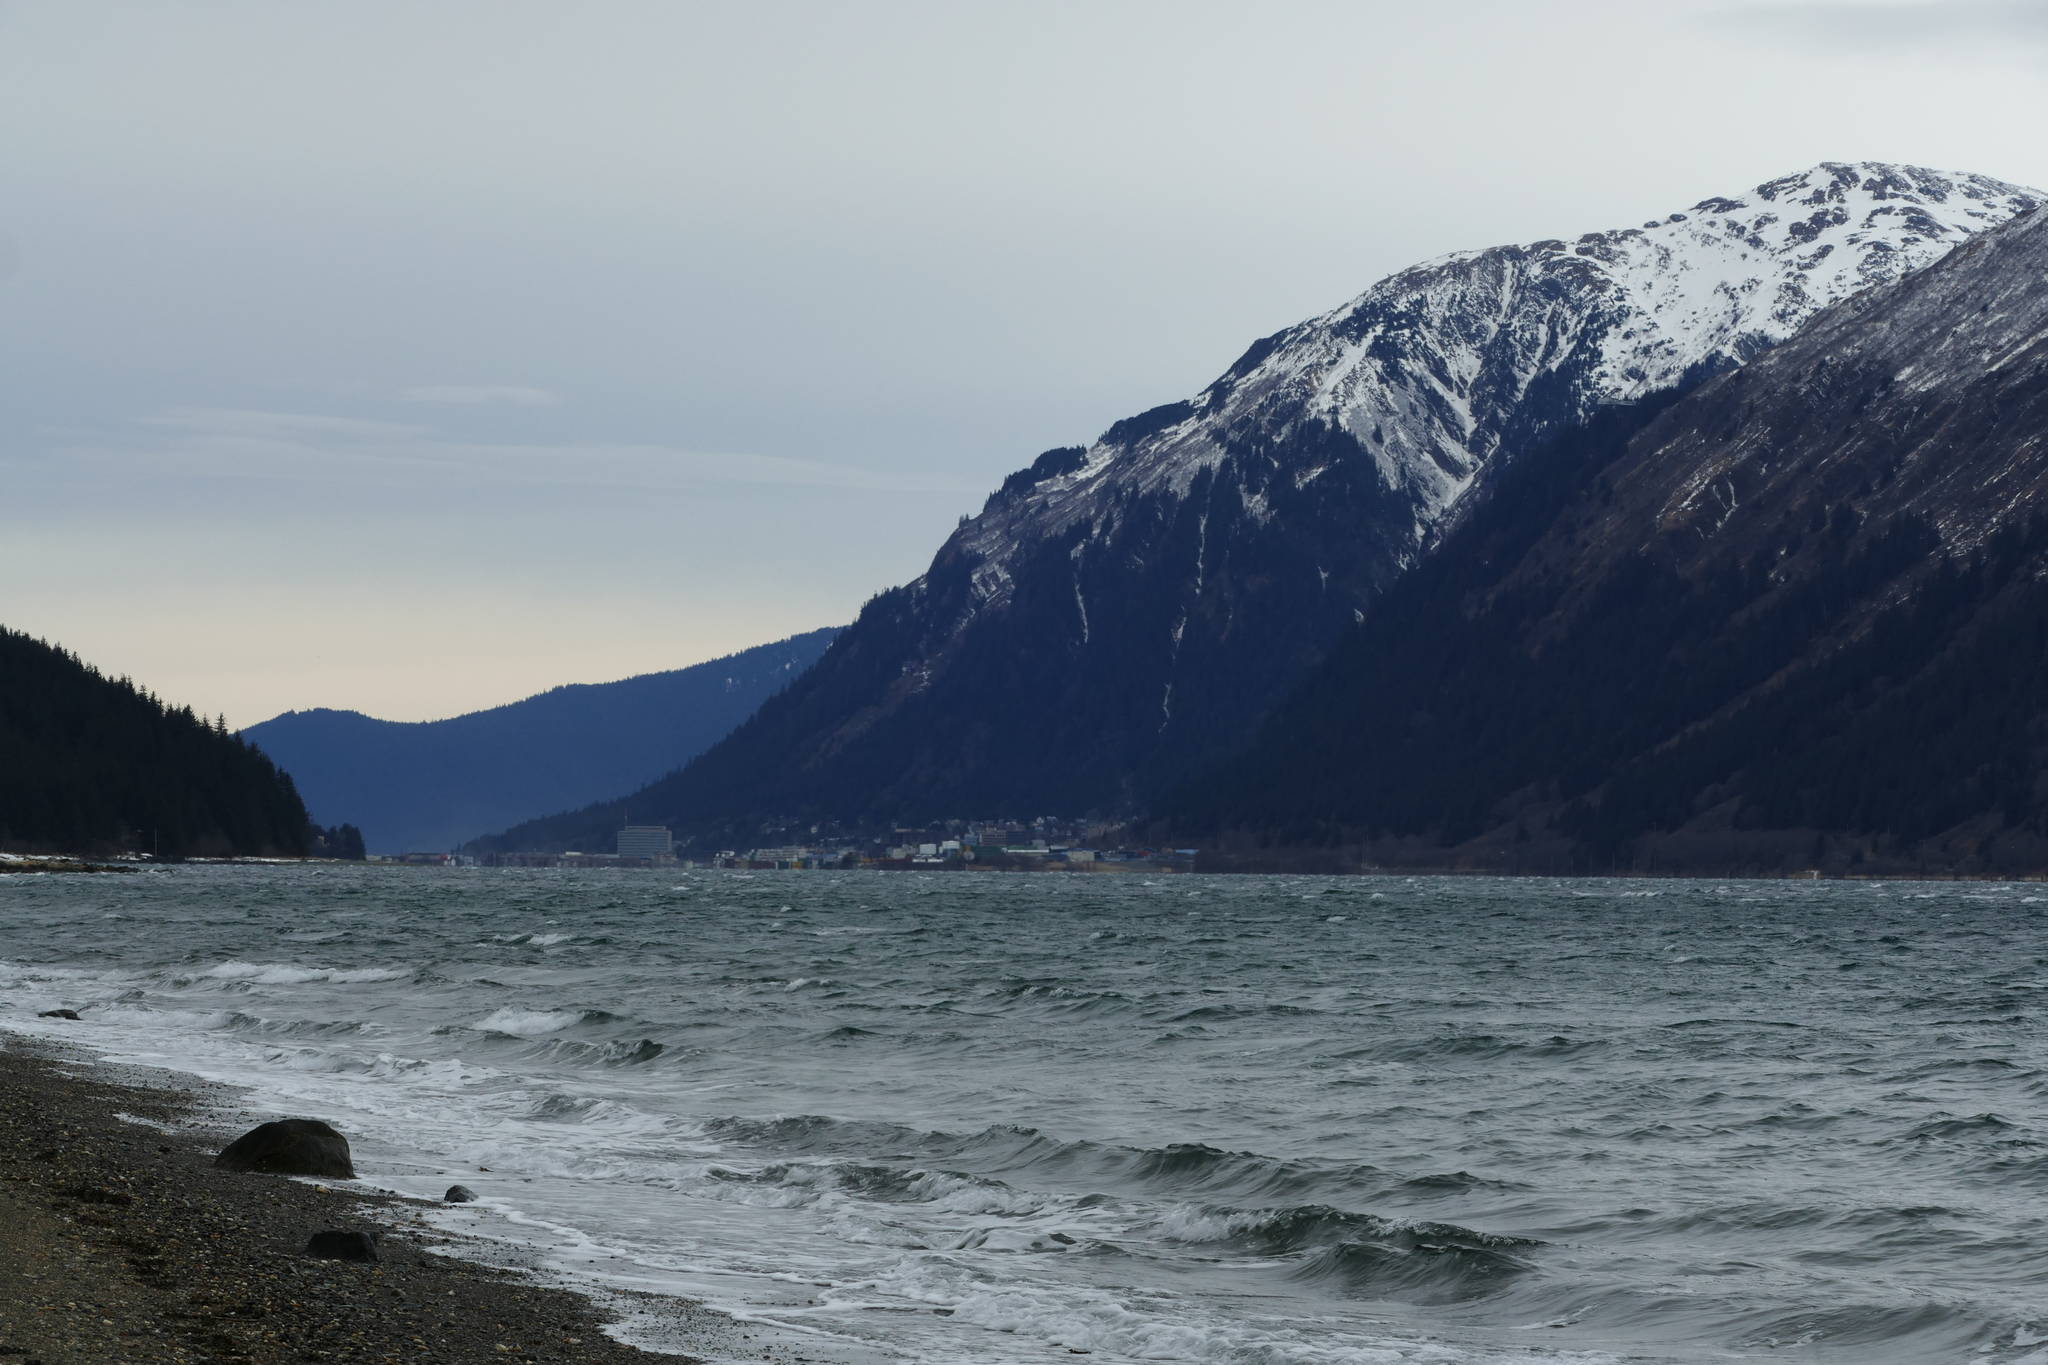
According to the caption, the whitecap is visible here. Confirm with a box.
[200,961,410,985]
[472,1006,584,1036]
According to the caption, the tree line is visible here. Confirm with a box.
[0,627,321,858]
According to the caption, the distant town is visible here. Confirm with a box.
[387,819,1198,872]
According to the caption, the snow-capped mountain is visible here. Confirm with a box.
[966,163,2039,584]
[487,164,2042,849]
[1169,197,2048,875]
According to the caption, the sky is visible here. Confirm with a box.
[4,0,2045,726]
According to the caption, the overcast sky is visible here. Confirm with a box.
[4,0,2045,726]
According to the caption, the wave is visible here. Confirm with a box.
[1161,1201,1539,1254]
[985,978,1137,1014]
[1389,1170,1527,1198]
[1292,1237,1538,1303]
[196,960,411,986]
[1902,1113,2028,1141]
[1661,1017,1809,1030]
[1161,1202,1542,1303]
[1164,1003,1324,1022]
[516,1036,670,1066]
[708,1159,1043,1216]
[951,1226,1078,1252]
[1891,1057,2033,1081]
[207,1011,369,1038]
[470,1006,621,1036]
[522,1092,648,1124]
[697,1114,1390,1203]
[1343,1033,1608,1063]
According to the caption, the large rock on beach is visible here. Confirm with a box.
[215,1118,355,1178]
[305,1229,379,1262]
[444,1184,478,1203]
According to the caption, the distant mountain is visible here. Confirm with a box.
[0,627,310,857]
[498,164,2040,852]
[246,628,838,853]
[1163,201,2048,876]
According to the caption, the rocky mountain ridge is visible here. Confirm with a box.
[969,162,2040,579]
[482,164,2042,851]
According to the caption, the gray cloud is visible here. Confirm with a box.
[1718,1,2048,50]
[52,407,984,497]
[401,385,561,408]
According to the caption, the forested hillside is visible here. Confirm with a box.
[0,627,311,857]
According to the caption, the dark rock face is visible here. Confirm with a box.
[305,1229,379,1262]
[443,1184,477,1203]
[1170,205,2048,875]
[214,1119,355,1179]
[37,1009,81,1020]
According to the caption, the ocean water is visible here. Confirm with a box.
[5,866,2048,1364]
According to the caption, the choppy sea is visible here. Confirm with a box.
[6,865,2048,1363]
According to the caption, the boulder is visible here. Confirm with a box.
[215,1119,355,1179]
[304,1229,378,1262]
[443,1184,478,1203]
[38,1008,81,1020]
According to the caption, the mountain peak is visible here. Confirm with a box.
[1743,159,2033,209]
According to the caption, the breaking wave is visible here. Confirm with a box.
[196,960,412,986]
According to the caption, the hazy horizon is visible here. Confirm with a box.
[6,0,2045,726]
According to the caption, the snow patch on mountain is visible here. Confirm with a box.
[954,163,2040,610]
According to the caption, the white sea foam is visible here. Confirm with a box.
[904,1171,1043,1216]
[948,1225,1075,1253]
[473,1007,583,1036]
[1155,1204,1257,1242]
[496,931,572,946]
[200,961,409,985]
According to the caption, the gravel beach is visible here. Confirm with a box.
[0,1037,732,1365]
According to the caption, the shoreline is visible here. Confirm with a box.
[0,854,137,876]
[0,1036,758,1365]
[13,845,2048,882]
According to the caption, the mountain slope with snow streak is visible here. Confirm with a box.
[967,162,2040,577]
[483,164,2042,849]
